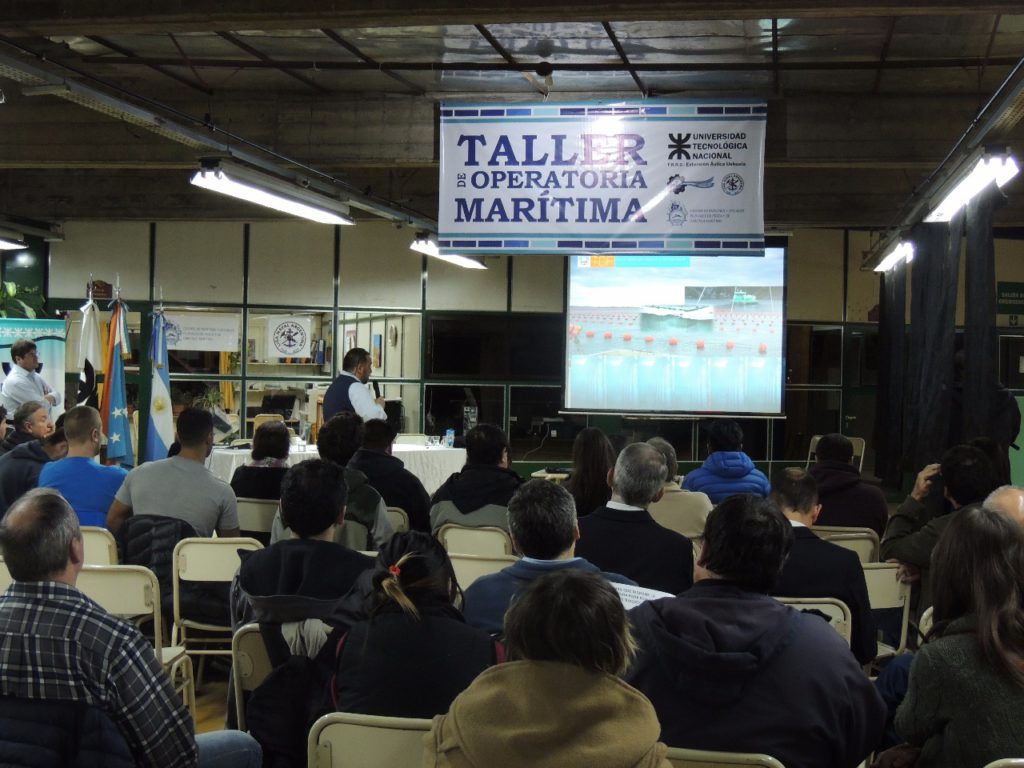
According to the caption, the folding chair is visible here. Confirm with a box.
[983,760,1024,768]
[775,596,853,647]
[437,524,514,556]
[236,498,279,537]
[806,434,866,473]
[307,711,432,768]
[0,558,12,592]
[813,526,880,563]
[862,562,912,661]
[80,526,118,565]
[665,746,786,767]
[76,564,196,721]
[448,553,518,589]
[232,623,274,732]
[385,507,410,534]
[171,537,263,670]
[253,413,285,430]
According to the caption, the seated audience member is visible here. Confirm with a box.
[430,423,524,531]
[270,412,393,549]
[427,570,671,768]
[562,427,615,517]
[106,407,239,537]
[880,444,998,614]
[333,531,499,718]
[576,443,693,594]
[38,405,127,528]
[463,479,635,635]
[769,468,877,665]
[0,488,261,767]
[231,459,374,634]
[348,419,432,532]
[229,419,291,500]
[0,400,53,455]
[809,432,888,536]
[682,419,770,503]
[0,427,67,517]
[875,506,1024,768]
[627,494,885,768]
[646,436,713,538]
[0,406,9,440]
[985,484,1024,526]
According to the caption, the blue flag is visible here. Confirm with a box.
[103,298,134,467]
[145,309,174,462]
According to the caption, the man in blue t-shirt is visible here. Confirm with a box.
[38,405,127,528]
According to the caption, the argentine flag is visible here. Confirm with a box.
[145,309,174,461]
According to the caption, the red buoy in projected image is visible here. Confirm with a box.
[603,331,613,340]
[696,340,705,351]
[623,333,633,341]
[644,335,654,343]
[585,330,594,338]
[759,343,768,354]
[668,337,678,346]
[726,340,735,350]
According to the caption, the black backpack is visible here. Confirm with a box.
[244,623,340,768]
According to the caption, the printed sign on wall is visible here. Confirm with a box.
[265,315,312,359]
[439,99,766,256]
[164,312,240,352]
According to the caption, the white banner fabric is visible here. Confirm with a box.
[164,312,239,352]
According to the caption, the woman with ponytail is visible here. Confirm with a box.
[332,531,501,718]
[876,505,1024,768]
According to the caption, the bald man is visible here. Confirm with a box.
[983,485,1024,528]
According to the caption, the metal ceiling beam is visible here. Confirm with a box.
[74,54,1023,73]
[871,17,898,94]
[474,23,549,96]
[215,30,330,93]
[85,35,213,95]
[3,1,1023,35]
[601,21,646,97]
[167,32,212,92]
[319,28,424,96]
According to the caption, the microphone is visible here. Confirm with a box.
[372,381,381,399]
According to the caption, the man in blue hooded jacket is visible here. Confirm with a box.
[626,494,885,768]
[682,419,769,503]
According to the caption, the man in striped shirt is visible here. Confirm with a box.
[0,488,261,767]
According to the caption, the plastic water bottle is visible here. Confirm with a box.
[444,428,455,448]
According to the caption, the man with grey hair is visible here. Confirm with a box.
[0,488,261,767]
[576,443,694,594]
[984,485,1024,528]
[462,479,635,635]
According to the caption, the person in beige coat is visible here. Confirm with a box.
[424,570,671,768]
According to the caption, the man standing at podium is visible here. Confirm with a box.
[323,347,387,422]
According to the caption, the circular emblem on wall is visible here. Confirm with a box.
[721,173,744,196]
[273,321,307,355]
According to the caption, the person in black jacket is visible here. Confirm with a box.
[229,419,290,500]
[333,531,500,718]
[348,419,431,532]
[0,428,67,516]
[809,433,888,536]
[769,467,877,665]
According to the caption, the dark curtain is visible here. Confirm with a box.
[962,182,1004,443]
[905,220,961,474]
[875,260,906,487]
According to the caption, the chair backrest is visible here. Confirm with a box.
[863,562,912,653]
[308,712,431,768]
[0,558,13,592]
[437,524,514,556]
[394,433,427,445]
[385,507,410,533]
[807,434,867,473]
[254,413,285,430]
[448,552,518,589]
[983,760,1024,768]
[665,746,786,767]
[232,623,274,732]
[236,498,279,535]
[173,537,263,583]
[76,564,163,653]
[430,501,509,534]
[80,526,118,565]
[775,596,852,646]
[813,526,880,563]
[918,605,934,638]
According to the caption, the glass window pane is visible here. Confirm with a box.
[246,309,332,379]
[999,335,1024,389]
[424,384,504,438]
[772,390,842,460]
[167,380,242,443]
[242,381,310,439]
[785,324,842,385]
[339,311,422,380]
[843,325,879,387]
[164,309,242,376]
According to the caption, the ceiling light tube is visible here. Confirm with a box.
[0,229,27,250]
[410,233,487,270]
[925,154,1020,223]
[190,161,354,225]
[873,241,915,272]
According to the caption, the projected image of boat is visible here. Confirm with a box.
[733,289,759,305]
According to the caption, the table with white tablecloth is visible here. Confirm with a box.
[208,443,466,495]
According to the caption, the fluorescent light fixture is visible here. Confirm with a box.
[925,154,1020,222]
[190,161,353,225]
[410,233,487,270]
[873,241,915,272]
[0,229,27,250]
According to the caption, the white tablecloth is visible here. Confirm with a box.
[208,443,465,495]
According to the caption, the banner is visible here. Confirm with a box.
[145,310,173,462]
[0,319,66,420]
[265,315,312,359]
[102,298,134,466]
[76,298,102,407]
[439,99,766,257]
[164,311,239,353]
